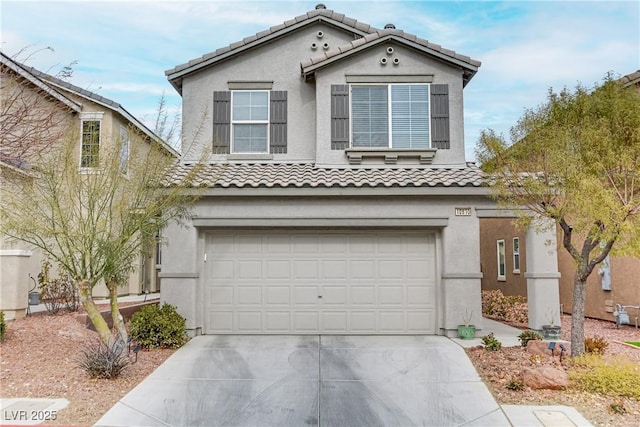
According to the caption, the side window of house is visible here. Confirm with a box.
[80,119,101,168]
[513,237,520,273]
[331,83,449,150]
[119,126,129,174]
[497,239,506,281]
[212,90,287,154]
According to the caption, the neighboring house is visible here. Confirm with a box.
[159,4,503,336]
[0,52,178,318]
[479,70,640,324]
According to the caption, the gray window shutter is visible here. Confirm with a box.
[213,91,231,154]
[270,91,287,154]
[331,85,350,150]
[430,84,450,149]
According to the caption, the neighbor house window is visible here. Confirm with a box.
[231,91,269,153]
[119,126,129,174]
[80,119,101,168]
[351,84,430,149]
[513,237,520,273]
[497,239,506,281]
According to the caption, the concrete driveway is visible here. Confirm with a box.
[96,335,510,427]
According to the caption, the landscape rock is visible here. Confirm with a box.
[521,366,569,390]
[526,340,571,357]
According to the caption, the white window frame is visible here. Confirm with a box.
[230,90,270,154]
[79,112,103,169]
[497,239,506,281]
[349,83,431,149]
[119,126,130,175]
[513,237,520,274]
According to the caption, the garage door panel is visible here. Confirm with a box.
[238,311,262,331]
[205,231,437,334]
[379,286,404,305]
[322,311,347,331]
[237,287,262,305]
[379,311,405,332]
[321,260,347,279]
[351,286,375,305]
[322,286,346,305]
[294,312,319,331]
[266,287,290,304]
[293,260,318,279]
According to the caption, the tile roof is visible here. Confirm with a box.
[21,65,180,158]
[165,5,480,90]
[163,162,485,189]
[165,7,377,89]
[619,70,640,88]
[300,29,480,86]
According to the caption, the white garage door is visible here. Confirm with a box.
[204,230,437,334]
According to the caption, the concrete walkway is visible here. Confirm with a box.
[95,321,593,427]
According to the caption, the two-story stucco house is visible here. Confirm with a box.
[0,52,178,318]
[161,4,500,336]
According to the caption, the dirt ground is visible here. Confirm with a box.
[467,314,640,427]
[0,311,175,426]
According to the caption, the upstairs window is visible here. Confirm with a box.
[231,91,269,153]
[80,119,101,168]
[351,84,430,149]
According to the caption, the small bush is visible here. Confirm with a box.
[37,260,79,314]
[506,377,525,391]
[0,311,6,341]
[584,335,609,355]
[79,338,129,379]
[129,303,187,349]
[569,354,640,399]
[518,330,543,347]
[481,290,528,323]
[481,332,502,351]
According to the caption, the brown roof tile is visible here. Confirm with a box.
[163,163,485,189]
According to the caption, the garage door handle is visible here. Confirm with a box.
[318,295,322,298]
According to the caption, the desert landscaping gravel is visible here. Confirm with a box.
[1,311,638,426]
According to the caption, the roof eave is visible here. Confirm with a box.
[165,15,374,94]
[300,35,480,86]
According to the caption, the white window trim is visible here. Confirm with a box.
[497,239,506,281]
[349,83,432,149]
[79,112,104,169]
[119,126,130,176]
[230,90,270,154]
[513,237,520,274]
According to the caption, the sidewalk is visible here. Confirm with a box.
[25,292,159,316]
[452,317,593,427]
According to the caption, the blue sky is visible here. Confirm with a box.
[1,0,638,159]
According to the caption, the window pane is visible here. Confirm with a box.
[352,86,388,147]
[233,124,267,153]
[233,91,268,120]
[391,85,429,149]
[81,120,100,168]
[497,240,506,278]
[119,127,129,174]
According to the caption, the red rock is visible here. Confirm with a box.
[526,340,571,357]
[521,367,569,390]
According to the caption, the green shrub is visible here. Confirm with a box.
[569,354,640,399]
[481,332,502,351]
[518,330,543,347]
[0,311,6,341]
[78,338,129,379]
[584,335,609,355]
[481,290,528,323]
[129,303,187,349]
[506,377,525,391]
